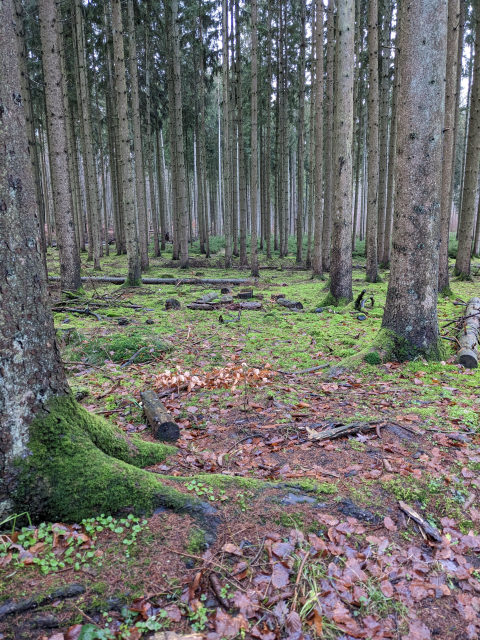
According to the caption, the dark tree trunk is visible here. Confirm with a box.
[38,0,81,291]
[382,0,448,359]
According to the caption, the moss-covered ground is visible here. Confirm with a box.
[3,236,480,640]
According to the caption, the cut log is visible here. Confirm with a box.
[140,390,180,442]
[456,297,480,368]
[49,276,250,285]
[196,292,219,304]
[276,299,304,309]
[238,290,254,299]
[186,303,215,310]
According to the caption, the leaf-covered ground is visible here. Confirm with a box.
[2,244,480,640]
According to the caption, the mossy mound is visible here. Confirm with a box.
[364,351,382,365]
[67,330,173,365]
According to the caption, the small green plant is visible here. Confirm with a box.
[188,604,209,632]
[187,528,207,554]
[185,479,216,501]
[349,439,367,452]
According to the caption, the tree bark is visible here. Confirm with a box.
[438,0,460,292]
[312,0,324,277]
[111,0,141,285]
[38,0,81,291]
[74,0,102,270]
[127,0,149,272]
[296,0,306,264]
[455,11,480,280]
[382,0,448,359]
[250,0,259,276]
[235,0,248,266]
[222,0,233,267]
[323,0,335,272]
[329,0,354,304]
[365,0,379,283]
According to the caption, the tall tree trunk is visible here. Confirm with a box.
[296,0,306,263]
[236,0,248,266]
[111,0,141,285]
[365,0,379,283]
[376,0,390,262]
[306,2,316,269]
[438,0,460,291]
[127,0,149,272]
[323,0,335,272]
[381,8,399,267]
[264,0,272,260]
[198,3,210,258]
[457,43,473,240]
[145,26,160,257]
[156,129,167,253]
[382,0,448,358]
[455,11,480,280]
[93,57,109,257]
[75,0,102,270]
[222,0,233,267]
[38,0,81,291]
[312,0,324,276]
[250,0,259,276]
[329,0,354,304]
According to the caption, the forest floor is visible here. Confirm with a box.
[2,244,480,640]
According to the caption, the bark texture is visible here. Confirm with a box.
[322,0,335,272]
[312,0,324,276]
[438,0,460,292]
[366,0,379,283]
[329,0,354,304]
[455,8,480,278]
[111,0,141,285]
[38,0,81,292]
[250,0,259,277]
[382,0,448,359]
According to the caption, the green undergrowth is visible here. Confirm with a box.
[64,329,173,365]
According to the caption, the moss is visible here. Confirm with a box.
[440,285,454,298]
[186,528,207,554]
[453,270,473,282]
[124,278,142,287]
[12,395,206,523]
[365,274,383,284]
[319,291,350,308]
[67,331,173,365]
[364,351,382,365]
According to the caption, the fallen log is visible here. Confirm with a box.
[49,276,251,285]
[187,303,216,310]
[305,421,380,442]
[456,297,480,368]
[140,390,180,442]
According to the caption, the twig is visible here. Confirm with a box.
[71,604,101,628]
[276,364,329,375]
[291,550,310,612]
[120,347,146,368]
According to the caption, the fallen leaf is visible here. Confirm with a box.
[384,516,397,532]
[164,604,182,622]
[271,563,290,589]
[65,626,82,640]
[402,619,431,640]
[222,543,243,556]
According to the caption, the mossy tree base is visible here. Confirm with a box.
[13,395,218,528]
[453,271,473,282]
[334,327,448,370]
[440,285,454,298]
[319,291,351,308]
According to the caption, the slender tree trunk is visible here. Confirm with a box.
[222,0,233,267]
[296,0,306,263]
[306,2,316,269]
[439,0,460,291]
[145,27,160,257]
[452,0,465,238]
[381,9,399,267]
[235,0,248,266]
[250,0,259,276]
[93,60,109,257]
[376,0,391,262]
[312,0,324,276]
[111,0,141,285]
[323,0,335,272]
[457,45,473,240]
[127,0,149,271]
[156,130,167,253]
[455,12,480,280]
[38,0,81,291]
[198,4,210,258]
[365,0,379,283]
[75,0,102,270]
[329,0,354,304]
[382,0,448,358]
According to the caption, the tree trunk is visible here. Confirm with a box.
[250,0,259,276]
[323,0,335,272]
[366,0,379,283]
[306,4,316,269]
[198,4,210,258]
[376,0,391,263]
[111,0,141,285]
[222,0,233,267]
[38,0,81,291]
[145,26,160,258]
[74,0,102,270]
[438,0,460,292]
[127,0,149,272]
[382,0,448,359]
[235,0,248,266]
[455,11,480,280]
[312,0,324,277]
[329,0,354,304]
[296,0,306,264]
